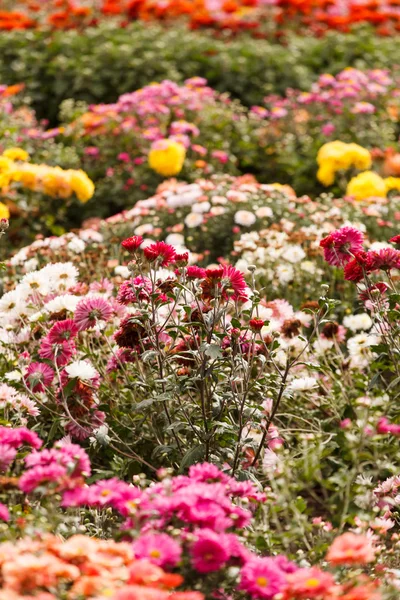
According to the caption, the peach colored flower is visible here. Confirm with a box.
[326,533,375,566]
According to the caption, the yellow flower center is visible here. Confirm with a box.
[100,489,111,496]
[150,549,161,558]
[306,578,320,588]
[256,577,269,587]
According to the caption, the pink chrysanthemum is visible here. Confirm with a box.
[74,296,114,330]
[117,277,152,305]
[186,266,206,279]
[143,241,176,266]
[65,409,105,441]
[190,529,231,573]
[359,282,389,303]
[0,503,9,522]
[0,444,16,471]
[25,362,55,393]
[320,226,364,266]
[132,533,182,569]
[239,557,288,599]
[19,464,67,493]
[39,337,76,367]
[0,426,42,449]
[121,235,143,253]
[89,278,114,295]
[47,319,79,344]
[368,248,400,271]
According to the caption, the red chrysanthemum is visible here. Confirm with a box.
[121,235,143,253]
[48,319,79,344]
[343,251,373,283]
[25,362,55,393]
[201,265,248,302]
[368,248,400,272]
[143,242,176,266]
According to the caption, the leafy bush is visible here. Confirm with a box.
[2,24,400,123]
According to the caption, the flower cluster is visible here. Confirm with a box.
[317,141,372,187]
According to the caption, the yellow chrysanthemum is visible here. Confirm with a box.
[0,202,9,220]
[345,143,372,170]
[69,169,95,203]
[317,164,336,187]
[346,171,387,201]
[317,141,349,166]
[148,139,186,177]
[384,177,400,193]
[3,147,29,162]
[0,156,14,173]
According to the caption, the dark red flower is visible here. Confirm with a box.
[186,266,206,279]
[249,318,264,332]
[368,248,400,271]
[389,234,400,245]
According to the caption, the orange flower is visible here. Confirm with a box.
[326,533,376,566]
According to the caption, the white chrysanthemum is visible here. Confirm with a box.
[288,377,318,392]
[300,261,317,274]
[80,229,103,243]
[192,202,211,214]
[165,233,185,247]
[185,213,203,228]
[281,245,306,264]
[0,289,28,314]
[65,360,99,381]
[255,206,273,218]
[67,237,86,254]
[347,333,379,357]
[134,223,154,236]
[9,247,29,266]
[343,313,373,331]
[210,206,225,216]
[44,294,81,314]
[114,266,130,279]
[42,262,79,292]
[166,185,202,208]
[276,264,294,284]
[19,271,51,297]
[313,337,334,354]
[24,258,39,273]
[234,210,257,227]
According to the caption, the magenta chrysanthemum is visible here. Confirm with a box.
[190,529,231,573]
[39,336,76,367]
[239,557,288,599]
[74,296,114,330]
[320,226,364,266]
[132,533,182,569]
[47,319,79,344]
[25,362,55,393]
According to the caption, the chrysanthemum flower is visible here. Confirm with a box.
[239,556,288,599]
[143,242,176,267]
[320,226,364,266]
[48,319,79,344]
[201,265,248,302]
[74,296,113,330]
[368,247,400,271]
[190,529,231,573]
[25,362,55,393]
[132,534,182,569]
[121,235,143,253]
[39,336,76,367]
[326,533,375,565]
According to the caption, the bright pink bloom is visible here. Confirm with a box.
[132,533,182,569]
[0,426,42,449]
[74,296,114,330]
[320,227,364,266]
[117,277,151,305]
[19,464,67,493]
[0,503,9,521]
[368,248,400,271]
[0,444,16,471]
[143,242,176,267]
[47,319,79,343]
[359,282,389,303]
[186,266,206,279]
[239,556,288,599]
[24,362,55,393]
[190,529,231,573]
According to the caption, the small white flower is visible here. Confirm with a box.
[114,266,130,278]
[192,202,211,214]
[5,370,22,382]
[165,233,185,247]
[19,271,51,296]
[134,223,154,236]
[67,237,86,254]
[281,245,306,264]
[255,206,273,218]
[44,294,81,314]
[276,264,294,284]
[234,210,257,227]
[343,313,373,331]
[185,213,203,228]
[65,360,99,381]
[80,229,103,243]
[288,377,318,392]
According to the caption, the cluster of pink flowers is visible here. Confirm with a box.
[320,225,400,284]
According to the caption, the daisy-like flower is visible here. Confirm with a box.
[39,336,76,367]
[320,226,364,266]
[47,319,79,344]
[143,242,176,267]
[201,265,248,302]
[326,533,375,565]
[43,262,79,292]
[132,534,182,569]
[284,566,336,598]
[74,296,113,331]
[190,529,231,574]
[239,556,288,599]
[368,247,400,271]
[64,360,99,383]
[44,294,81,315]
[25,362,55,393]
[344,251,373,283]
[19,271,51,297]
